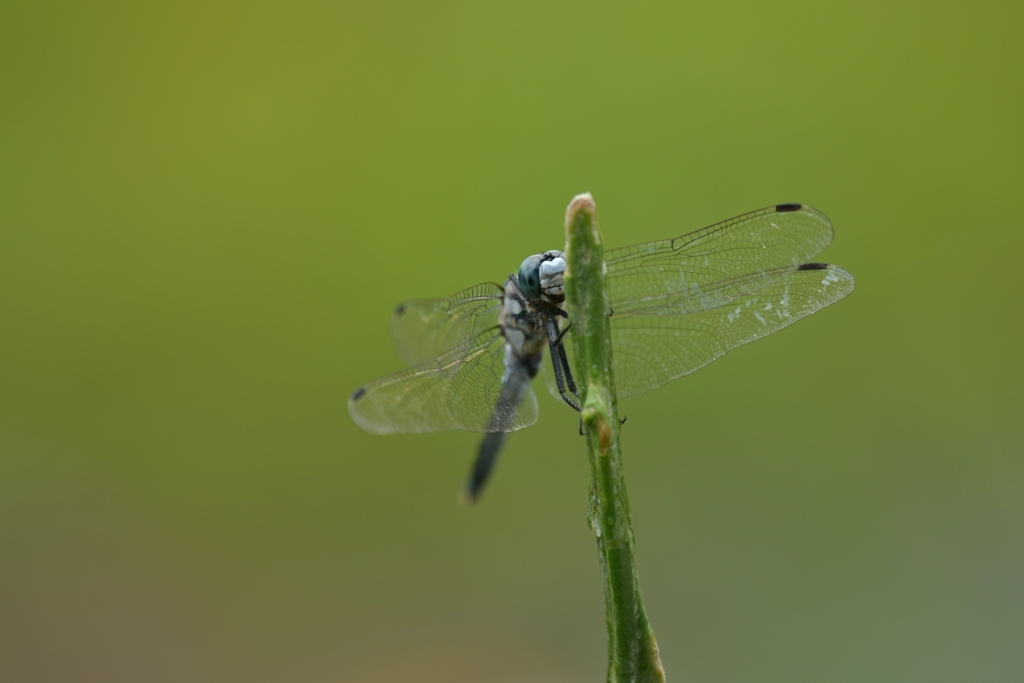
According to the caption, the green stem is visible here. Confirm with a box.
[563,194,666,683]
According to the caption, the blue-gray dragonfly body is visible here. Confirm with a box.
[349,203,855,500]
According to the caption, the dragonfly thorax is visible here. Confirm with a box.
[498,278,561,359]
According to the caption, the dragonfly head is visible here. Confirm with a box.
[517,250,566,301]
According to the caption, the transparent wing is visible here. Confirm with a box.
[610,263,854,398]
[391,283,505,366]
[349,330,539,434]
[605,204,835,317]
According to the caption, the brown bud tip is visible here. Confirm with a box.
[566,192,596,221]
[596,417,612,455]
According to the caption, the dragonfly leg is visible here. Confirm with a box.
[552,320,572,344]
[551,321,580,395]
[546,319,581,411]
[551,323,581,394]
[553,357,581,412]
[556,339,578,396]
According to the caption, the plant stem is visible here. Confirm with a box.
[563,193,666,683]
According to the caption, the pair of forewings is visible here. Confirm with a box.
[349,205,854,435]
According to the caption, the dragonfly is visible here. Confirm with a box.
[349,203,854,502]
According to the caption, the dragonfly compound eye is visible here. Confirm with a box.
[517,254,543,299]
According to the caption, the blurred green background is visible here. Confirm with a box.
[2,1,1022,681]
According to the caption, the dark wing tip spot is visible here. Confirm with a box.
[797,262,829,271]
[351,387,366,400]
[394,304,405,315]
[775,203,803,212]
